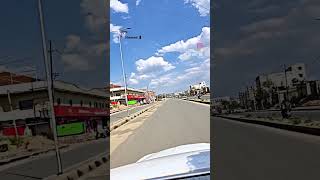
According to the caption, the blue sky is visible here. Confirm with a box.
[0,0,107,88]
[110,0,210,94]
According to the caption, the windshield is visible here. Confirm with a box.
[109,0,210,178]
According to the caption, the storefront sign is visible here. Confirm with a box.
[57,122,85,137]
[127,95,145,100]
[54,106,108,117]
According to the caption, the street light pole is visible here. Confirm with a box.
[37,0,62,174]
[283,64,289,100]
[7,90,19,140]
[118,30,130,117]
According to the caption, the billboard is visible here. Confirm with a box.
[57,122,85,137]
[128,100,137,105]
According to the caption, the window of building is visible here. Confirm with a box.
[19,100,33,110]
[299,74,303,78]
[57,98,61,105]
[298,66,302,70]
[69,99,73,106]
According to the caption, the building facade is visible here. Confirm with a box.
[0,81,108,137]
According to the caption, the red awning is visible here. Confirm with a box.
[54,106,108,117]
[127,94,145,100]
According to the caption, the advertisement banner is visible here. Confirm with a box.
[128,100,137,105]
[57,122,85,137]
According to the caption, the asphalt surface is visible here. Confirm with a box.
[110,99,210,168]
[110,104,152,124]
[0,139,108,180]
[241,110,320,121]
[213,116,320,180]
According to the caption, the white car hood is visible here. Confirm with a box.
[110,143,210,180]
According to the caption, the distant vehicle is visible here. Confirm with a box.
[110,143,210,180]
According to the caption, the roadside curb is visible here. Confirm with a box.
[216,115,320,136]
[246,107,320,113]
[110,103,158,131]
[44,154,109,180]
[184,98,210,105]
[110,104,148,115]
[0,145,69,165]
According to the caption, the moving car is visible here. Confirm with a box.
[110,143,210,180]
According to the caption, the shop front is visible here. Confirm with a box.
[54,106,108,137]
[127,94,146,105]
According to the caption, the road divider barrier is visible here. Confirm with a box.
[110,103,158,132]
[44,153,108,180]
[183,98,210,104]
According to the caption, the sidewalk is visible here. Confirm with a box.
[0,134,105,166]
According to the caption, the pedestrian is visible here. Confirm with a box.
[285,100,292,118]
[280,100,287,119]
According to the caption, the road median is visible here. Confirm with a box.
[110,102,159,132]
[216,114,320,136]
[183,98,210,104]
[44,152,108,180]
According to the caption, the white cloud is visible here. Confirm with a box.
[128,78,139,85]
[65,35,81,49]
[61,34,106,71]
[110,23,122,43]
[136,0,142,6]
[184,0,210,17]
[158,27,210,61]
[135,56,175,74]
[80,0,107,32]
[110,0,129,13]
[61,54,91,71]
[149,73,174,87]
[128,27,210,91]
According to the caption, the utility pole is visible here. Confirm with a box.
[7,90,19,140]
[246,86,250,110]
[49,40,55,100]
[118,30,130,117]
[37,0,62,174]
[284,64,289,100]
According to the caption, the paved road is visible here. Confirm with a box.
[110,104,153,124]
[0,139,108,180]
[110,99,210,168]
[213,117,320,180]
[240,110,320,121]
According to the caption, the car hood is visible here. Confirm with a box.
[110,143,210,180]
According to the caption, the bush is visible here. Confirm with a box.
[292,119,301,125]
[304,119,312,124]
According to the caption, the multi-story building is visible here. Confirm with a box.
[0,71,35,86]
[255,63,308,108]
[0,80,108,137]
[110,85,146,105]
[190,81,210,96]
